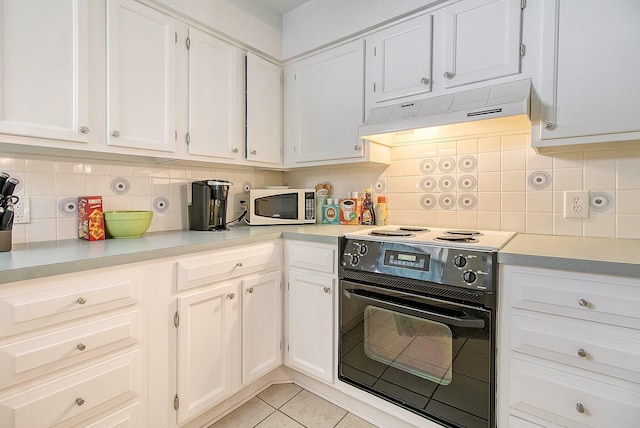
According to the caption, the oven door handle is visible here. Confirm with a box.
[345,289,485,328]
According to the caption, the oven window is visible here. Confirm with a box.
[363,306,453,385]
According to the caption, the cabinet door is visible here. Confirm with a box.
[286,40,365,163]
[241,270,282,385]
[286,270,334,383]
[0,0,89,142]
[176,281,239,424]
[442,0,521,88]
[365,14,433,112]
[246,52,282,164]
[106,0,175,152]
[187,27,243,159]
[537,0,640,144]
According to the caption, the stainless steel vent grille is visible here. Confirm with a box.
[342,270,484,304]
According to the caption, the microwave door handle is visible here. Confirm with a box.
[344,289,485,329]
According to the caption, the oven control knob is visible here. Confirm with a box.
[463,271,477,284]
[357,244,368,255]
[453,255,467,268]
[351,255,360,265]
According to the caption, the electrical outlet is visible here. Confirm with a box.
[564,191,589,219]
[13,196,31,224]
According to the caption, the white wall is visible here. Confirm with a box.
[282,0,446,58]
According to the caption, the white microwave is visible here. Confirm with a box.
[248,188,316,225]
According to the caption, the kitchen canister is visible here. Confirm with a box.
[0,229,11,252]
[316,194,327,223]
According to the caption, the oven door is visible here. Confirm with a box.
[339,280,494,428]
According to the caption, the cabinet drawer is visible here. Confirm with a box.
[0,351,139,428]
[73,402,139,428]
[286,241,335,274]
[0,269,141,337]
[511,314,640,384]
[509,358,640,428]
[176,242,281,291]
[509,269,640,328]
[0,311,140,388]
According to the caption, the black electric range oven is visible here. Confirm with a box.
[338,227,514,428]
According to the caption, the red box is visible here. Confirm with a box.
[78,196,105,241]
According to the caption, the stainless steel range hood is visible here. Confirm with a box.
[359,79,531,145]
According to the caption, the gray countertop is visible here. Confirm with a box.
[498,233,640,278]
[0,224,368,284]
[2,227,640,284]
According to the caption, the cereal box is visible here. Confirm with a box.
[78,196,105,241]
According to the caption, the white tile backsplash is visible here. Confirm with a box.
[283,132,640,239]
[4,130,640,244]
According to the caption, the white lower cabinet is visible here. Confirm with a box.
[284,241,336,383]
[173,241,282,425]
[499,265,640,427]
[0,265,147,428]
[176,280,240,424]
[241,271,283,385]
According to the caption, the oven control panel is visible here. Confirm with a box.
[340,238,495,291]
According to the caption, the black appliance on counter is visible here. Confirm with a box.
[338,226,515,428]
[188,180,232,231]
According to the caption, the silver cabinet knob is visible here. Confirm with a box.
[247,288,254,294]
[543,121,555,130]
[77,343,86,351]
[232,148,239,153]
[577,348,586,358]
[323,287,331,293]
[111,130,120,138]
[227,293,235,300]
[80,126,90,134]
[250,150,257,155]
[443,71,455,79]
[420,77,430,85]
[76,297,87,305]
[576,403,585,413]
[578,298,588,307]
[236,262,243,267]
[75,397,85,406]
[354,145,362,152]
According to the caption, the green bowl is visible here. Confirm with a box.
[104,210,153,238]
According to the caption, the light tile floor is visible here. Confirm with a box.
[209,383,379,428]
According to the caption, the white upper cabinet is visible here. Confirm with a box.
[441,0,522,88]
[106,0,176,152]
[187,27,243,159]
[364,14,433,113]
[533,0,640,150]
[284,40,372,166]
[245,52,282,165]
[0,0,89,143]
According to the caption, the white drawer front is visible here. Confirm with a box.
[509,358,640,428]
[0,311,140,387]
[74,402,139,428]
[0,270,141,337]
[176,242,281,291]
[508,415,545,428]
[509,270,640,328]
[0,351,139,428]
[511,314,640,384]
[286,241,335,274]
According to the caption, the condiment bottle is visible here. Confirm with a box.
[361,189,375,225]
[375,196,387,225]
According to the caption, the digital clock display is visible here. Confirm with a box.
[384,250,429,271]
[397,253,417,262]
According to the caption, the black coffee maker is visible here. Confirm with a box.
[188,180,232,231]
